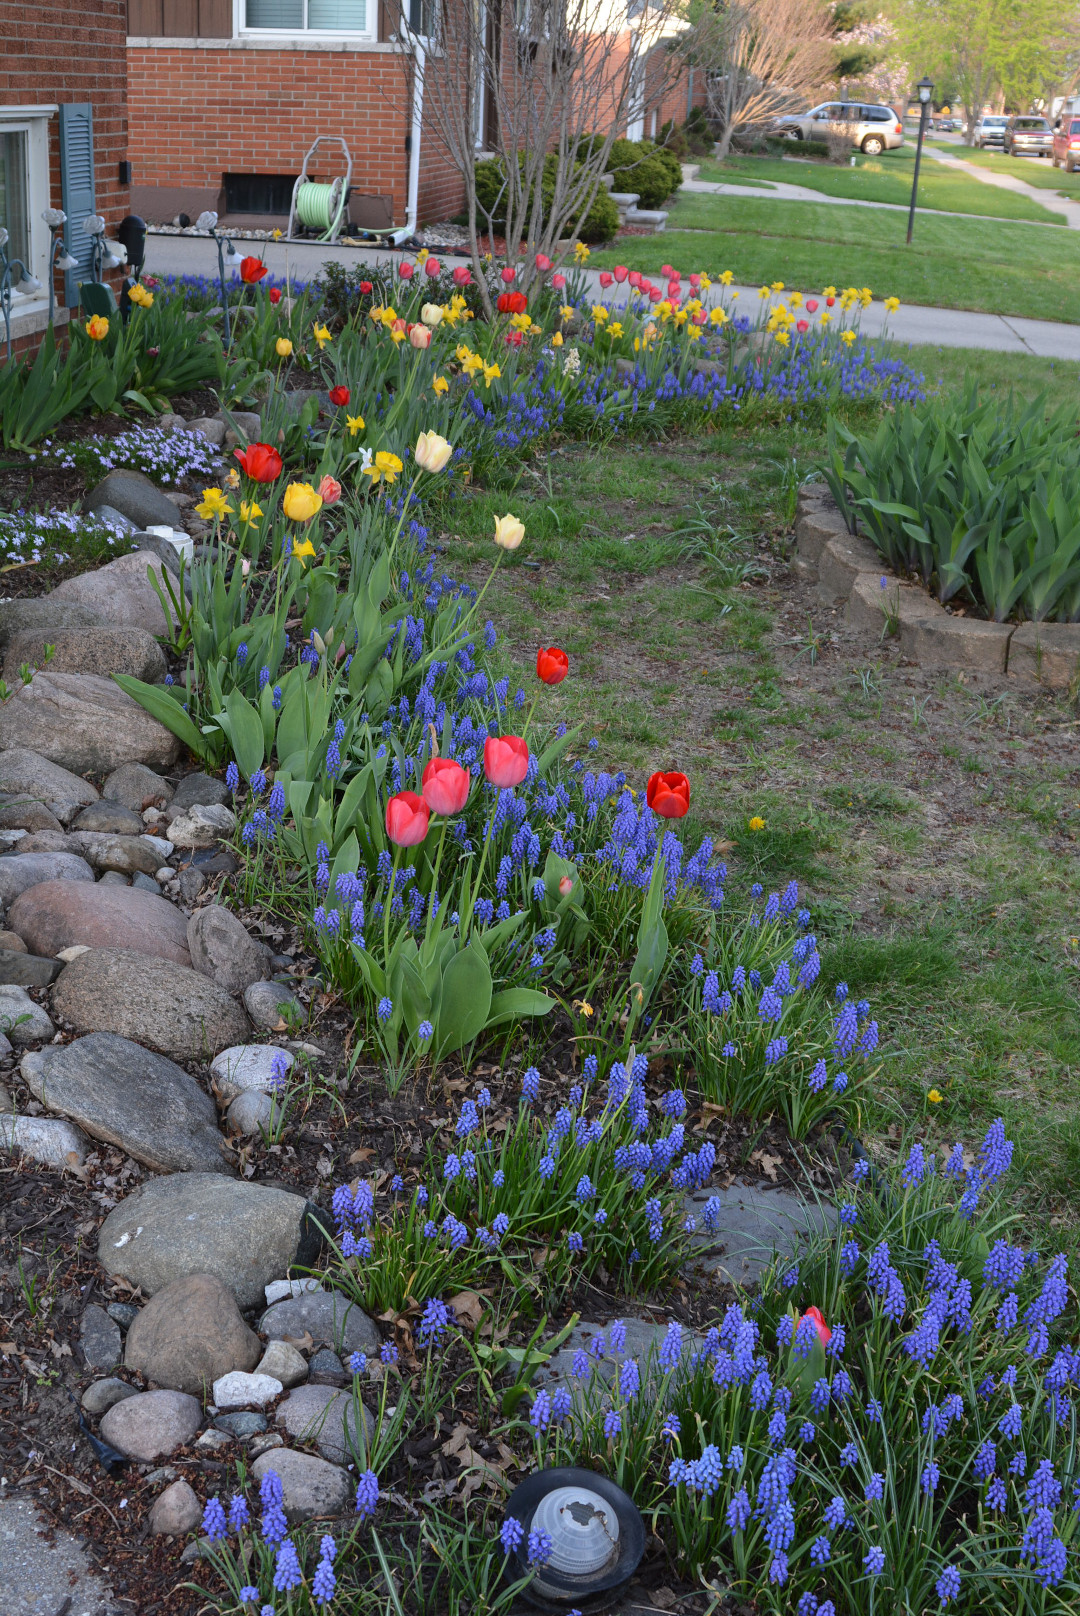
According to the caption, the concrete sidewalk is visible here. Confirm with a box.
[922,144,1080,229]
[680,172,1068,232]
[144,230,1080,360]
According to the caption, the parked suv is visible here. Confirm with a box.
[1003,115,1052,157]
[1051,115,1080,171]
[972,115,1008,147]
[775,103,904,155]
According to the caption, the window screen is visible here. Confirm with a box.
[247,0,303,23]
[0,130,30,282]
[247,0,368,24]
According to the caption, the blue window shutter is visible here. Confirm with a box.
[59,104,96,310]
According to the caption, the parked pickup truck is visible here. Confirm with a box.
[1052,114,1080,172]
[1003,115,1053,157]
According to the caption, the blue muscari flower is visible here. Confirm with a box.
[999,1402,1023,1439]
[418,1297,452,1348]
[225,762,239,792]
[227,1494,249,1531]
[273,1540,303,1592]
[530,1389,552,1432]
[840,1443,858,1467]
[922,1460,940,1494]
[1008,1449,1027,1476]
[936,1565,961,1606]
[521,1066,540,1102]
[726,1487,751,1531]
[202,1497,227,1541]
[355,1470,380,1519]
[377,996,393,1022]
[839,1202,857,1225]
[312,1544,336,1606]
[260,1469,288,1545]
[810,1535,831,1565]
[251,769,267,794]
[1021,1506,1067,1587]
[1026,1460,1062,1511]
[808,1059,827,1093]
[863,1546,885,1576]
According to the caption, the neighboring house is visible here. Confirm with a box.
[125,2,700,238]
[0,1,130,348]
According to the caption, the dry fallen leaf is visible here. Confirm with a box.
[282,1332,315,1353]
[751,1149,782,1182]
[447,1290,490,1331]
[348,1147,376,1165]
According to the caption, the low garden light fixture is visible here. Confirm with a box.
[43,207,79,327]
[503,1467,644,1611]
[907,76,935,244]
[0,224,46,357]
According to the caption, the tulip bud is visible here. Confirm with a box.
[424,256,440,277]
[535,253,552,271]
[399,261,415,279]
[613,265,628,283]
[409,323,432,349]
[493,513,525,551]
[599,272,613,288]
[312,630,326,655]
[415,430,453,474]
[501,266,516,284]
[552,273,566,290]
[558,875,573,897]
[421,302,444,327]
[318,474,342,505]
[452,265,472,286]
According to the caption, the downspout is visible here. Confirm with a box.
[396,36,425,245]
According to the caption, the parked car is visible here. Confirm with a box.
[1051,114,1080,171]
[972,115,1008,147]
[1003,115,1053,157]
[932,116,957,132]
[774,102,904,155]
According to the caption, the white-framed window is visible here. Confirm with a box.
[241,0,378,39]
[0,108,55,314]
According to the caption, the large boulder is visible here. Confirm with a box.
[3,626,167,685]
[50,948,250,1060]
[97,1172,322,1308]
[7,881,192,966]
[0,748,97,807]
[0,672,181,774]
[0,851,94,906]
[124,1273,260,1395]
[20,1033,231,1174]
[168,773,229,812]
[85,469,183,533]
[98,1389,201,1461]
[66,832,165,877]
[187,906,271,994]
[51,550,176,638]
[0,599,105,655]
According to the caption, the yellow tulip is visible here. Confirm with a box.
[493,513,525,551]
[415,430,453,474]
[276,337,293,358]
[363,451,405,486]
[128,283,153,308]
[432,375,449,395]
[313,322,332,349]
[551,331,563,348]
[346,413,365,436]
[282,481,323,522]
[86,315,109,341]
[195,487,232,520]
[421,302,444,327]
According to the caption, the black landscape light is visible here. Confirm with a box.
[503,1466,645,1611]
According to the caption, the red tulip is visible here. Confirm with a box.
[628,270,642,288]
[598,271,613,288]
[424,256,440,277]
[801,1306,832,1348]
[552,273,566,290]
[484,734,529,790]
[646,770,690,818]
[497,290,527,315]
[385,790,430,847]
[360,280,373,294]
[421,756,470,815]
[648,287,662,303]
[452,265,472,286]
[692,310,706,325]
[268,286,282,305]
[661,264,675,278]
[613,265,628,283]
[233,442,283,482]
[826,295,835,307]
[536,646,569,685]
[805,298,818,313]
[328,385,350,406]
[240,256,267,284]
[399,261,414,280]
[501,266,516,284]
[796,319,809,334]
[505,329,523,347]
[689,273,701,288]
[535,253,552,271]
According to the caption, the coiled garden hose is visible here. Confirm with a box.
[293,179,345,242]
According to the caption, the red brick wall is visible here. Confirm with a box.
[127,45,465,226]
[0,1,130,233]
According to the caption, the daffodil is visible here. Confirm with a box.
[719,270,733,285]
[239,499,263,525]
[291,535,316,567]
[823,285,837,298]
[884,296,900,313]
[432,375,449,394]
[789,291,802,308]
[559,305,574,323]
[363,451,404,486]
[551,331,563,348]
[510,310,532,332]
[225,468,241,489]
[758,285,771,300]
[687,326,703,342]
[313,322,332,349]
[591,304,609,324]
[841,329,857,346]
[774,330,790,347]
[709,306,728,327]
[462,351,483,377]
[195,488,232,520]
[346,413,365,436]
[417,246,429,263]
[771,280,785,292]
[700,272,712,289]
[573,241,590,263]
[608,320,623,339]
[482,361,501,388]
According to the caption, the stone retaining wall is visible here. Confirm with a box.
[794,486,1080,690]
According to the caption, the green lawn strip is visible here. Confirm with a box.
[696,145,1064,224]
[929,139,1080,195]
[445,426,1080,1244]
[881,340,1079,411]
[593,201,1080,322]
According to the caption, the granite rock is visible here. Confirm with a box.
[0,672,180,774]
[98,1389,201,1461]
[7,881,192,966]
[50,948,250,1061]
[187,906,271,994]
[101,763,174,811]
[250,1448,350,1524]
[2,625,166,685]
[0,851,94,906]
[124,1273,260,1396]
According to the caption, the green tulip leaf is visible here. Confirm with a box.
[436,939,492,1055]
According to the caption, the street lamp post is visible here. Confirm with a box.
[907,75,935,244]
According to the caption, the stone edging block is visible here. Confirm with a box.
[793,487,1079,689]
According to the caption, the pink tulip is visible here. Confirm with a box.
[484,734,529,790]
[692,310,706,325]
[386,791,430,847]
[422,757,470,816]
[552,272,566,290]
[409,323,432,349]
[797,319,809,334]
[318,474,342,504]
[628,270,641,288]
[689,273,701,288]
[648,286,662,302]
[661,264,674,277]
[452,265,472,286]
[598,272,613,288]
[424,256,440,277]
[558,875,574,896]
[613,265,628,283]
[806,298,819,313]
[501,266,516,284]
[535,253,552,271]
[399,261,414,279]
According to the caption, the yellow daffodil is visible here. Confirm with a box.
[239,499,263,525]
[841,329,857,346]
[482,361,501,388]
[824,285,837,298]
[608,320,623,339]
[551,331,564,348]
[572,998,594,1017]
[363,451,404,486]
[774,330,790,347]
[313,322,332,349]
[884,296,900,313]
[86,315,109,340]
[291,535,316,567]
[493,512,525,550]
[928,1088,943,1103]
[282,482,323,522]
[719,270,734,285]
[195,487,232,520]
[789,291,802,308]
[462,351,483,377]
[441,302,461,326]
[389,325,406,344]
[573,241,590,263]
[271,227,283,240]
[731,290,739,300]
[771,280,785,292]
[225,468,241,489]
[709,306,729,327]
[455,342,473,363]
[591,304,609,324]
[700,272,712,289]
[748,815,765,831]
[415,430,453,473]
[346,413,365,436]
[758,285,771,300]
[510,310,532,332]
[432,375,450,394]
[674,310,688,327]
[529,322,541,335]
[275,337,293,357]
[820,310,833,325]
[560,305,574,323]
[417,246,429,263]
[128,282,153,308]
[687,326,703,342]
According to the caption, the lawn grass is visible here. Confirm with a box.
[928,138,1080,194]
[697,143,1065,224]
[884,340,1080,411]
[591,198,1080,322]
[441,402,1080,1246]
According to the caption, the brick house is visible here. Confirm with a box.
[0,0,130,347]
[126,3,700,237]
